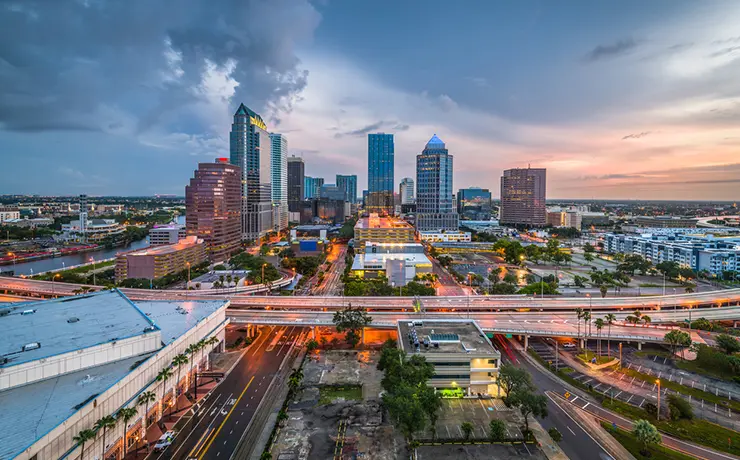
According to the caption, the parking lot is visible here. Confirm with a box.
[423,398,525,441]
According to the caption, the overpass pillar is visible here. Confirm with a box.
[311,326,316,340]
[638,342,643,351]
[580,339,585,349]
[524,335,529,350]
[361,327,365,346]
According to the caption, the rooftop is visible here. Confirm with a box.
[122,235,203,257]
[397,320,500,357]
[0,290,156,368]
[355,216,414,230]
[352,252,433,270]
[136,299,227,345]
[425,133,446,149]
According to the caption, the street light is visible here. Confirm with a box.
[89,257,96,286]
[586,293,592,335]
[185,262,191,298]
[52,273,60,295]
[656,379,661,421]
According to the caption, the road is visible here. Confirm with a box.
[431,257,465,296]
[311,245,347,296]
[153,325,304,460]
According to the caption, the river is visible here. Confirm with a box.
[2,215,185,276]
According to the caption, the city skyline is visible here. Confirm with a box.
[1,1,740,200]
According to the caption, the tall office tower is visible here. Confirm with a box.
[269,133,289,232]
[78,194,88,240]
[457,187,492,220]
[499,167,547,226]
[367,133,395,214]
[304,176,324,199]
[287,155,305,212]
[185,158,242,262]
[399,177,415,204]
[336,174,358,203]
[229,103,272,241]
[415,134,459,231]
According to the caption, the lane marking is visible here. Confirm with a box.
[567,426,576,436]
[198,375,256,459]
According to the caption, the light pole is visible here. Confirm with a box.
[619,343,623,370]
[656,379,661,421]
[662,272,666,296]
[90,257,96,286]
[52,273,60,295]
[587,293,592,335]
[185,262,191,299]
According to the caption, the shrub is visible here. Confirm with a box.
[667,395,694,420]
[644,402,658,418]
[548,427,562,443]
[489,419,506,441]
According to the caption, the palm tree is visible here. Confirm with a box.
[226,274,233,288]
[204,336,219,368]
[171,353,189,411]
[117,407,138,458]
[157,367,174,418]
[575,308,584,348]
[185,343,200,393]
[288,367,304,395]
[642,315,651,328]
[604,314,616,357]
[582,311,591,350]
[94,415,117,460]
[137,390,156,436]
[595,318,604,357]
[73,429,96,460]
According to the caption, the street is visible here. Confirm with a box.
[151,325,304,460]
[311,244,347,296]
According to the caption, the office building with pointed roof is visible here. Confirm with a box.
[415,134,459,232]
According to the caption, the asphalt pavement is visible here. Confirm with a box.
[149,325,304,460]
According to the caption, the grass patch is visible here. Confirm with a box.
[619,367,740,412]
[638,283,663,288]
[577,351,616,365]
[600,421,696,460]
[602,398,740,456]
[674,358,736,382]
[33,260,115,280]
[527,349,604,401]
[318,385,362,405]
[633,350,672,360]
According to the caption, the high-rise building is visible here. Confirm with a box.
[320,184,346,201]
[287,155,305,212]
[399,177,415,205]
[185,158,242,262]
[269,133,289,232]
[304,176,324,199]
[415,134,459,232]
[499,167,547,226]
[229,103,272,241]
[367,133,395,214]
[336,174,358,203]
[457,187,492,220]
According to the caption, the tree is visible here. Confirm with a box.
[641,315,651,327]
[277,410,289,426]
[595,318,604,356]
[488,283,518,295]
[383,384,427,444]
[604,314,616,357]
[667,394,694,420]
[584,252,594,262]
[582,311,591,344]
[548,427,563,443]
[599,284,608,298]
[655,261,680,280]
[489,419,506,442]
[664,330,691,358]
[509,389,548,435]
[518,282,559,295]
[157,367,174,417]
[260,452,273,460]
[171,353,189,411]
[633,419,661,456]
[117,407,138,458]
[498,363,533,401]
[461,421,474,441]
[288,367,304,395]
[685,285,695,293]
[137,391,156,433]
[94,415,117,459]
[333,305,373,347]
[503,272,518,284]
[306,339,319,352]
[185,342,200,393]
[583,242,595,253]
[716,334,740,354]
[73,429,96,460]
[419,386,443,439]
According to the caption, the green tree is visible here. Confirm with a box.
[498,363,533,401]
[599,284,608,298]
[260,452,273,460]
[518,282,559,295]
[509,389,548,435]
[664,330,691,359]
[185,342,200,393]
[94,415,117,459]
[503,272,518,284]
[306,339,319,352]
[716,334,740,354]
[641,315,651,327]
[383,384,427,445]
[288,367,304,395]
[583,242,595,253]
[117,407,138,458]
[604,313,616,357]
[333,305,373,347]
[584,252,594,262]
[157,367,174,417]
[419,385,443,439]
[548,427,563,443]
[171,353,188,411]
[656,261,680,280]
[488,283,518,295]
[633,419,661,456]
[489,419,507,442]
[595,318,605,356]
[73,429,96,460]
[575,308,584,346]
[667,394,694,420]
[461,421,474,441]
[137,390,156,432]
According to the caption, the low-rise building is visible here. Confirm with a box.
[1,217,54,228]
[354,213,415,252]
[149,223,187,245]
[0,206,20,223]
[350,242,432,285]
[115,236,207,282]
[0,290,227,460]
[397,320,501,397]
[634,216,698,228]
[61,218,125,242]
[418,230,471,243]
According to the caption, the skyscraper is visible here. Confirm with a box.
[415,134,459,231]
[367,133,394,214]
[304,176,324,199]
[287,155,305,212]
[336,174,357,203]
[185,158,241,262]
[269,133,288,232]
[229,103,272,241]
[499,167,547,226]
[399,178,415,204]
[457,187,492,220]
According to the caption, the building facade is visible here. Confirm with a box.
[367,133,395,214]
[633,216,698,228]
[148,223,186,245]
[185,158,242,262]
[457,187,492,221]
[415,134,459,232]
[353,213,416,252]
[229,103,272,240]
[287,155,305,212]
[269,133,289,232]
[115,236,207,282]
[350,242,433,285]
[304,176,324,199]
[0,206,20,223]
[499,167,547,226]
[399,177,415,205]
[336,174,358,204]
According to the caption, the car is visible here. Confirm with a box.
[562,342,576,349]
[153,431,175,452]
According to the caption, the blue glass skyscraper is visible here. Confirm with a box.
[336,174,357,203]
[415,134,459,231]
[367,133,394,214]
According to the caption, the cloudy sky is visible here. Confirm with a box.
[1,0,740,200]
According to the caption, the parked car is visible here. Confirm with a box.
[562,342,576,349]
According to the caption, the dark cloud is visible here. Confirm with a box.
[0,0,320,133]
[334,120,409,138]
[584,38,638,62]
[710,46,740,58]
[622,131,652,140]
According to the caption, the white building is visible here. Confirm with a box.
[350,242,433,285]
[0,290,228,460]
[149,223,186,245]
[418,230,472,243]
[270,133,289,232]
[0,206,20,223]
[61,218,125,242]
